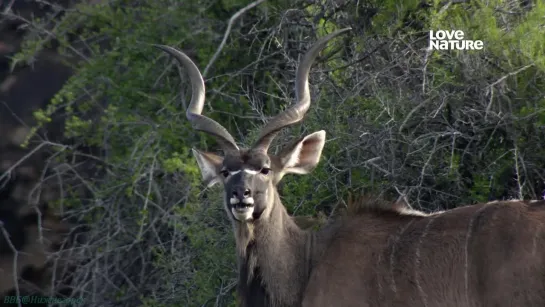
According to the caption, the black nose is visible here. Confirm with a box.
[233,187,251,199]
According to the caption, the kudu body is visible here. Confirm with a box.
[156,29,545,307]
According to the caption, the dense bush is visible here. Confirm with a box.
[12,0,545,305]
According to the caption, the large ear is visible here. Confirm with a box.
[192,148,224,187]
[278,130,326,175]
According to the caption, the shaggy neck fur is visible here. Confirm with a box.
[234,188,314,307]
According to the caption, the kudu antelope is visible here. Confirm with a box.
[157,29,545,307]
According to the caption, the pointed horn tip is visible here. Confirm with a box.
[153,44,194,61]
[305,27,352,56]
[153,44,172,52]
[324,27,352,40]
[153,44,179,57]
[154,44,190,59]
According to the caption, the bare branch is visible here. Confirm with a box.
[202,0,267,77]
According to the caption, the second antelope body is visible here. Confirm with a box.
[156,29,545,307]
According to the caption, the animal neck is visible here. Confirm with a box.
[234,190,313,307]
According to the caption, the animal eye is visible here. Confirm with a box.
[220,170,229,178]
[260,168,271,175]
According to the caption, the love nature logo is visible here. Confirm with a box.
[428,30,484,50]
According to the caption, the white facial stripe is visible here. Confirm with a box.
[242,197,254,205]
[230,197,240,205]
[227,169,261,176]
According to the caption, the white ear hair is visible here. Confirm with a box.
[281,130,326,175]
[283,142,303,169]
[192,148,223,187]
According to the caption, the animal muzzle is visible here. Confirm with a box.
[230,196,255,221]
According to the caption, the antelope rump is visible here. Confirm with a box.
[155,28,545,307]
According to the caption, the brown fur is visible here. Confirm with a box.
[303,199,545,307]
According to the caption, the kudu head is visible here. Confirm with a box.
[156,28,350,222]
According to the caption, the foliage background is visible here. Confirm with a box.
[6,0,545,305]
